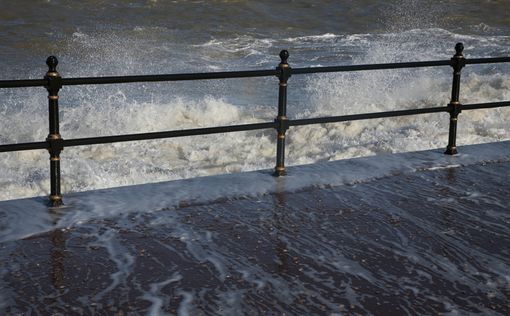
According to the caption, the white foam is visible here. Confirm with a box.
[143,273,183,316]
[1,140,510,244]
[176,291,194,316]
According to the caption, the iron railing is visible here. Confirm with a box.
[1,43,509,206]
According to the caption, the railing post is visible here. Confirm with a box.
[274,50,291,176]
[445,43,466,155]
[273,50,291,177]
[45,56,64,207]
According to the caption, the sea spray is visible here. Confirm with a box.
[0,1,509,201]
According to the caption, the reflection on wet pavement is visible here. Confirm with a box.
[1,161,510,315]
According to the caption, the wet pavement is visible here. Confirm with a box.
[1,158,509,315]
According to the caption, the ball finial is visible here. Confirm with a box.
[454,43,464,56]
[46,56,58,72]
[279,50,289,64]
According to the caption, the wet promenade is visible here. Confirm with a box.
[1,142,509,315]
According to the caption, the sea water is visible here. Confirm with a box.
[0,0,509,200]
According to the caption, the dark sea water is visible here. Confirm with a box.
[0,0,509,199]
[1,0,509,72]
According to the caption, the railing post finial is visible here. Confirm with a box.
[45,56,64,207]
[46,56,58,73]
[454,42,464,57]
[279,50,289,65]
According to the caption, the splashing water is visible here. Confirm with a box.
[0,1,509,201]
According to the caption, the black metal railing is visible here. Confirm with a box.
[1,43,509,206]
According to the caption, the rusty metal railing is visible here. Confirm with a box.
[1,43,509,206]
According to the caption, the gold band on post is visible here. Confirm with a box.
[47,133,62,140]
[49,194,63,207]
[49,194,62,201]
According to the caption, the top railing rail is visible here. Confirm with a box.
[2,56,509,89]
[1,43,509,206]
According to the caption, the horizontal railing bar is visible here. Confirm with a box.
[0,141,48,152]
[289,106,448,126]
[0,79,47,88]
[63,121,276,147]
[292,60,452,75]
[1,57,509,89]
[61,70,277,86]
[462,101,510,110]
[2,102,508,152]
[465,57,510,65]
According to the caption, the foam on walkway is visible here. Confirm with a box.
[1,142,509,314]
